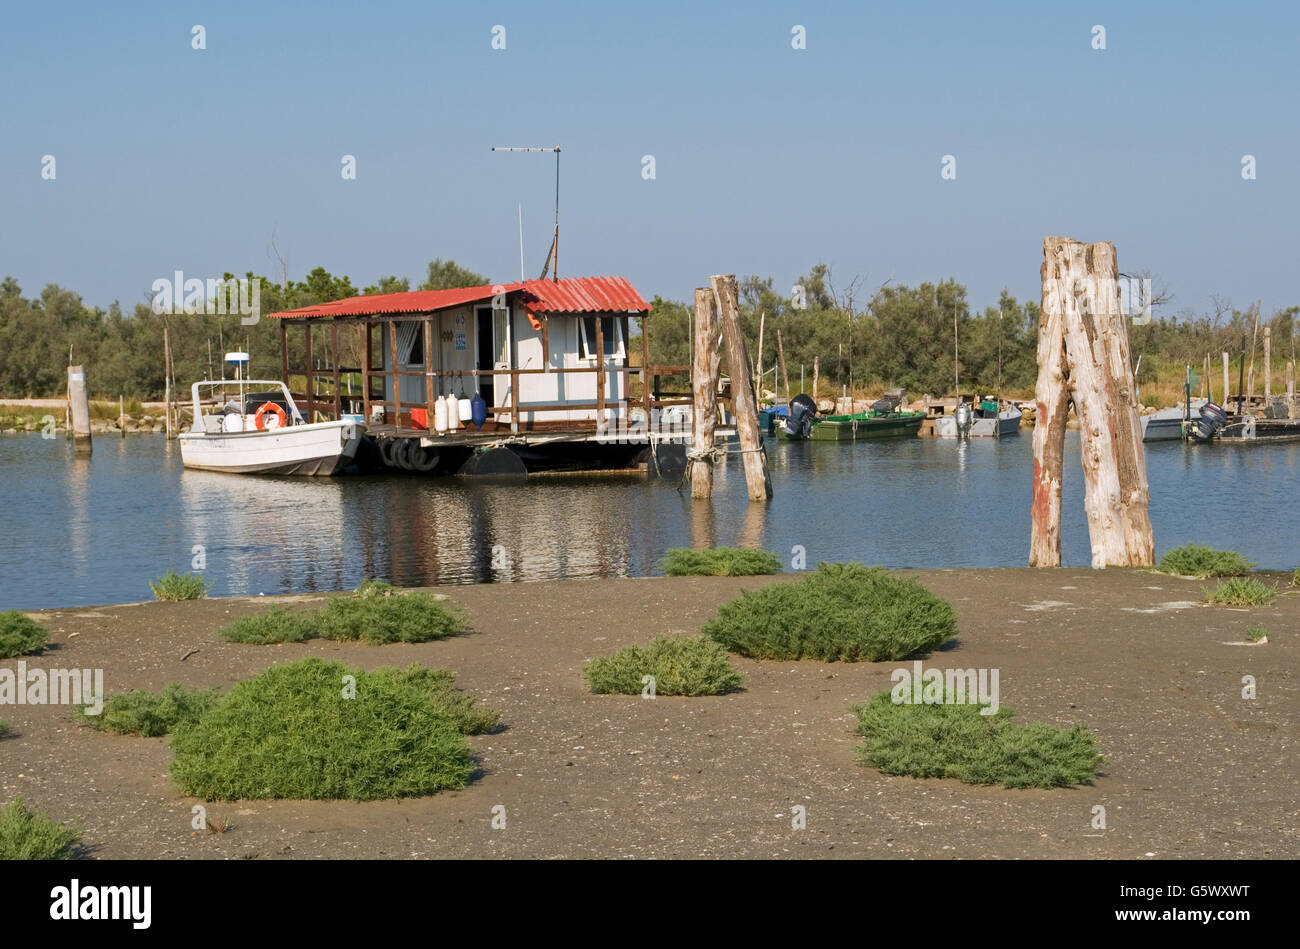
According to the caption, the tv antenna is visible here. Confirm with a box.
[492,145,560,281]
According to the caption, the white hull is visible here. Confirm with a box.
[934,406,1022,438]
[180,420,363,476]
[1140,401,1202,442]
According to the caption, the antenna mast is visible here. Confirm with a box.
[492,145,561,281]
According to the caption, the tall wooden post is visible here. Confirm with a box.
[690,288,719,498]
[1288,360,1296,413]
[712,274,771,501]
[813,356,819,401]
[67,365,92,453]
[1264,327,1271,401]
[1033,237,1153,568]
[1223,351,1230,408]
[163,324,173,440]
[1030,247,1070,566]
[776,328,791,401]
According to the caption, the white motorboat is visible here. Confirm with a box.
[1140,400,1204,442]
[933,398,1022,438]
[179,357,363,476]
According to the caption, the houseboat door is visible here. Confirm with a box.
[476,305,510,415]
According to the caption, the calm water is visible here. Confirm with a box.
[1,431,1298,609]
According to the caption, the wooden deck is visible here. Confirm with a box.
[364,421,690,448]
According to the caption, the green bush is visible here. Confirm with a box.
[1157,543,1254,578]
[1204,577,1276,606]
[76,683,220,737]
[852,690,1103,789]
[0,798,83,859]
[149,571,213,601]
[219,607,316,644]
[660,547,782,577]
[584,635,745,696]
[0,720,9,738]
[1245,625,1270,643]
[376,665,501,734]
[168,657,492,800]
[316,587,466,644]
[703,562,957,662]
[0,611,48,659]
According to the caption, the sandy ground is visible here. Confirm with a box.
[1,569,1295,860]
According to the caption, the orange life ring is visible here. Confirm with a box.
[253,402,287,430]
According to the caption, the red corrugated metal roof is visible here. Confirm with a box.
[268,276,650,319]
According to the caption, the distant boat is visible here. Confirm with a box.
[1140,401,1204,442]
[933,398,1022,438]
[803,409,926,440]
[178,365,364,476]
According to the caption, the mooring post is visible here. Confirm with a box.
[712,273,772,501]
[1288,360,1296,416]
[1030,244,1069,566]
[1222,351,1230,408]
[1033,237,1153,568]
[67,365,92,454]
[1264,327,1271,401]
[813,356,819,402]
[690,288,718,498]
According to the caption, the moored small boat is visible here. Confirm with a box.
[933,398,1022,438]
[807,410,926,440]
[178,361,364,475]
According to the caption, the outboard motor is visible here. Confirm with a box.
[1193,401,1229,441]
[784,393,818,438]
[955,401,973,436]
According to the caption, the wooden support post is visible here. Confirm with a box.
[1264,327,1271,401]
[1036,237,1153,568]
[813,356,819,401]
[1288,360,1296,417]
[712,274,771,501]
[67,365,92,453]
[1030,247,1070,566]
[163,324,173,440]
[331,323,341,419]
[755,310,765,404]
[388,320,401,426]
[595,316,606,431]
[423,317,435,429]
[119,394,125,438]
[640,315,652,425]
[776,328,791,401]
[690,288,719,498]
[279,321,289,386]
[304,322,314,421]
[510,367,519,434]
[1223,351,1230,408]
[361,324,372,422]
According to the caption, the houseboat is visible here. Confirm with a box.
[267,277,692,475]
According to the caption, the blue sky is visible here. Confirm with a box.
[2,0,1297,315]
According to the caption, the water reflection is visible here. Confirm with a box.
[1,430,1298,609]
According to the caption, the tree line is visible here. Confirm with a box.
[0,260,1294,404]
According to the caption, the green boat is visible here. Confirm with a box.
[777,409,925,441]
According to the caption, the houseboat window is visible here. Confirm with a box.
[579,315,624,359]
[395,321,423,366]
